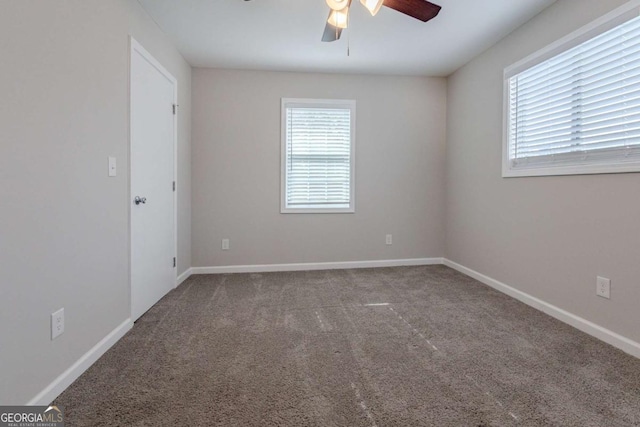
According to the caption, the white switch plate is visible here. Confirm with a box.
[386,234,393,245]
[108,156,117,177]
[222,238,230,251]
[596,276,611,299]
[51,308,64,340]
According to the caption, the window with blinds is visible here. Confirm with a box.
[281,99,355,213]
[504,10,640,177]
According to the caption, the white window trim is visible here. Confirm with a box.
[502,0,640,178]
[280,98,356,214]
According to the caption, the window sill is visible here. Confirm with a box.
[281,207,355,214]
[502,162,640,178]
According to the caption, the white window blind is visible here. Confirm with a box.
[506,12,640,176]
[281,99,355,212]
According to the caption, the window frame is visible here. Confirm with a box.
[280,98,356,214]
[502,1,640,178]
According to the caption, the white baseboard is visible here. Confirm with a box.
[191,258,444,275]
[176,267,193,286]
[27,318,133,405]
[443,258,640,359]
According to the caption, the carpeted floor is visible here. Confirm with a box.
[54,266,640,426]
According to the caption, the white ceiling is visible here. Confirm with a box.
[138,0,556,76]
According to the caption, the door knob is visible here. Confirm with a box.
[134,196,147,205]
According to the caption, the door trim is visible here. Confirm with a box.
[129,37,178,321]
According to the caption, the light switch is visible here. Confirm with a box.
[108,156,117,177]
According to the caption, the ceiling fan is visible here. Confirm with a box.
[322,0,442,42]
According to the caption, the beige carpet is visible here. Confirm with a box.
[55,266,640,426]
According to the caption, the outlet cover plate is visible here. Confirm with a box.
[596,276,611,299]
[51,308,64,340]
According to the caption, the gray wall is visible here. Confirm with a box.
[0,0,191,404]
[192,69,446,267]
[445,0,640,343]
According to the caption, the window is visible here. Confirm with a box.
[281,98,355,213]
[504,6,640,177]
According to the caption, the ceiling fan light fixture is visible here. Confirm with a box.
[360,0,384,16]
[326,0,349,11]
[327,8,349,29]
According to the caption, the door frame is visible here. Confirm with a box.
[128,37,178,320]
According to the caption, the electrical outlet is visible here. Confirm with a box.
[386,234,392,245]
[51,308,64,340]
[596,276,611,299]
[222,238,230,251]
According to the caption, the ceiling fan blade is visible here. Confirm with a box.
[322,12,343,42]
[383,0,441,22]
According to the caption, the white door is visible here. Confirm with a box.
[130,39,176,321]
